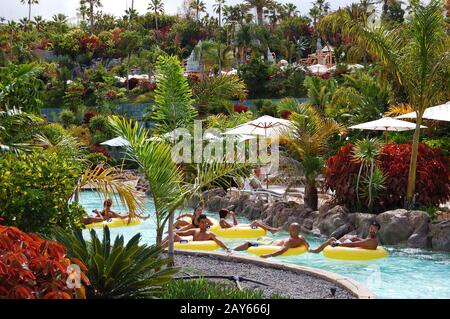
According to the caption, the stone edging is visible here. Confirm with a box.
[172,249,375,299]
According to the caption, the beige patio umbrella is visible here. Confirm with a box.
[349,117,427,142]
[223,115,293,139]
[396,101,450,122]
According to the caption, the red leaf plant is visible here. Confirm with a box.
[0,223,89,299]
[324,143,450,212]
[233,103,249,113]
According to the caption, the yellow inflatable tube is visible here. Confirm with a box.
[85,218,141,229]
[247,245,308,257]
[174,240,220,251]
[323,246,388,261]
[209,224,267,239]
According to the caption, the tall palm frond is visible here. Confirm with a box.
[74,165,146,218]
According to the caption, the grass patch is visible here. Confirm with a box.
[162,278,284,299]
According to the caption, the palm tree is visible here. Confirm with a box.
[245,0,274,26]
[148,0,165,31]
[213,0,226,27]
[86,0,102,33]
[282,104,345,210]
[110,116,250,257]
[319,0,449,207]
[52,13,68,24]
[283,3,299,18]
[32,15,45,32]
[190,0,207,22]
[78,0,88,23]
[20,0,39,20]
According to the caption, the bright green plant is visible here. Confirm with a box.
[150,55,198,134]
[0,107,42,153]
[60,109,77,127]
[0,63,44,113]
[163,278,283,299]
[52,226,178,299]
[192,75,247,115]
[0,151,85,233]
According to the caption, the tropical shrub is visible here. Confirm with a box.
[0,222,89,299]
[254,99,278,117]
[324,143,450,211]
[90,145,110,157]
[39,123,69,144]
[83,109,99,124]
[52,226,178,299]
[0,63,44,113]
[0,151,86,233]
[85,153,108,167]
[60,110,76,127]
[192,75,247,115]
[378,143,450,208]
[67,125,92,146]
[238,58,272,98]
[162,278,283,299]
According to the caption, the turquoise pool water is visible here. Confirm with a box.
[79,193,450,299]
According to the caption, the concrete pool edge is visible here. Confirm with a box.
[171,249,375,299]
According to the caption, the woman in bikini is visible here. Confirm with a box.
[82,199,129,225]
[174,205,214,231]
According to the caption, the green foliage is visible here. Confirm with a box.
[151,55,197,134]
[0,151,85,234]
[52,226,178,299]
[0,63,45,113]
[192,75,248,115]
[60,109,77,127]
[162,278,283,299]
[85,152,108,167]
[238,58,272,98]
[0,108,43,153]
[39,123,69,144]
[304,76,336,110]
[254,99,278,117]
[329,70,393,126]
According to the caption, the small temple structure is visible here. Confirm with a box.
[299,39,336,68]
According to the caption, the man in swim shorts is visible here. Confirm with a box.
[218,208,281,234]
[163,215,231,252]
[310,220,381,253]
[232,223,310,258]
[82,199,129,225]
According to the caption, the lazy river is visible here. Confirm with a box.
[79,192,450,299]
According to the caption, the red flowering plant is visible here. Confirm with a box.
[90,145,110,158]
[324,143,450,212]
[233,103,249,113]
[83,109,99,124]
[280,110,292,119]
[0,222,89,299]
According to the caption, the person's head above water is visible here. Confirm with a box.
[219,208,229,219]
[368,220,381,237]
[198,214,208,231]
[104,199,113,209]
[289,223,301,237]
[194,205,203,216]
